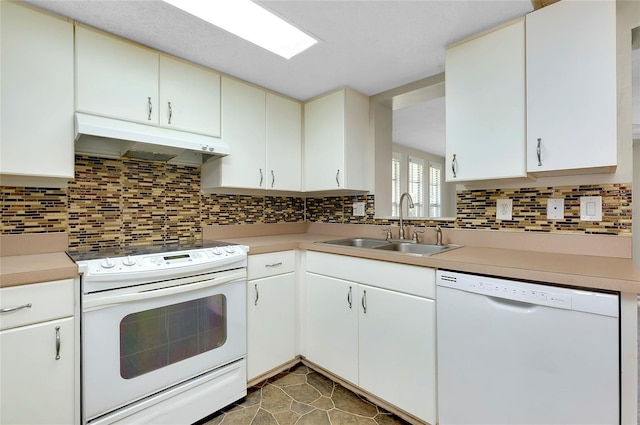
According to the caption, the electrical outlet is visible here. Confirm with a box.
[580,196,602,221]
[496,199,512,220]
[352,202,365,217]
[546,198,564,220]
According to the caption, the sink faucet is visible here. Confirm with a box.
[435,225,443,246]
[398,192,414,240]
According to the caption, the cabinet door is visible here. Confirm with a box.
[0,317,75,425]
[358,285,436,425]
[159,56,221,137]
[445,19,526,182]
[217,77,266,188]
[0,2,74,182]
[304,90,345,191]
[266,93,302,191]
[76,25,159,125]
[305,273,358,384]
[247,273,296,381]
[526,1,616,174]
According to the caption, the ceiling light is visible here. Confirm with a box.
[163,0,317,59]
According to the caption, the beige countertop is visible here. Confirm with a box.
[2,226,638,292]
[0,252,78,288]
[218,231,640,293]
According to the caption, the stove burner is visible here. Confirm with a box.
[67,240,233,262]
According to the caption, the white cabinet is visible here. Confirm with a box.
[445,19,526,182]
[358,284,436,424]
[526,0,617,175]
[202,77,301,192]
[158,56,221,136]
[247,251,297,381]
[266,93,302,191]
[305,252,436,424]
[0,279,76,424]
[76,25,221,137]
[0,1,74,186]
[304,88,371,192]
[305,273,359,384]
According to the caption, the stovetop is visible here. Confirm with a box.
[67,240,233,262]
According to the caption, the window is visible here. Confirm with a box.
[429,162,442,217]
[391,153,401,216]
[408,156,424,217]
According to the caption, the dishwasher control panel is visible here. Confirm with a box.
[437,271,618,317]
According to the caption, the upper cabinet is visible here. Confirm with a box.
[266,93,302,191]
[445,1,617,182]
[445,18,526,182]
[0,2,74,187]
[75,25,221,137]
[525,0,617,175]
[202,77,301,192]
[304,88,371,192]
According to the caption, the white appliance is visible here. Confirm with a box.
[72,243,248,425]
[436,270,619,425]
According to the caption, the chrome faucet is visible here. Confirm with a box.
[435,225,443,246]
[398,192,414,240]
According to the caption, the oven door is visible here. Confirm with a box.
[82,271,246,421]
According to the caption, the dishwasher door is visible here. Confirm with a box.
[436,270,619,425]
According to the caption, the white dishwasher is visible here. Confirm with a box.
[436,270,619,425]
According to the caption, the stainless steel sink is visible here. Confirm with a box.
[318,238,461,256]
[319,238,390,249]
[374,242,460,255]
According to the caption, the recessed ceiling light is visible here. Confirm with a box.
[163,0,318,59]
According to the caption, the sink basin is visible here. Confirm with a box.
[319,238,390,249]
[319,238,461,256]
[374,242,460,255]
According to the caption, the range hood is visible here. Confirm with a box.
[74,113,230,164]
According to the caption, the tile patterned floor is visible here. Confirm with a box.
[197,363,413,425]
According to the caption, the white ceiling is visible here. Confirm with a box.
[393,96,446,157]
[23,0,533,155]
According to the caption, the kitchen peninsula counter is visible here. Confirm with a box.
[206,223,640,294]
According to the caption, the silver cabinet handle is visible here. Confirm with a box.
[335,169,340,187]
[451,154,457,178]
[168,101,172,125]
[259,169,263,187]
[265,262,282,268]
[0,303,32,313]
[55,326,61,360]
[254,283,259,306]
[537,138,542,166]
[147,97,152,121]
[361,290,367,314]
[271,170,275,188]
[347,286,353,309]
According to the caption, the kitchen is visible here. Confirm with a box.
[1,0,639,424]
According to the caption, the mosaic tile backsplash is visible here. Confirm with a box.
[0,155,633,252]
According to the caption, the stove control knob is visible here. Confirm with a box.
[225,246,236,254]
[212,247,222,255]
[101,258,115,269]
[123,255,136,266]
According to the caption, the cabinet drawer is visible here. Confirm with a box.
[306,251,435,299]
[0,279,74,331]
[248,251,296,280]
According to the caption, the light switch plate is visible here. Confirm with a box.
[352,202,365,217]
[580,196,602,221]
[546,198,564,220]
[496,199,512,220]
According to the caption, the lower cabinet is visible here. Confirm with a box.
[0,280,76,424]
[305,252,437,424]
[247,251,297,381]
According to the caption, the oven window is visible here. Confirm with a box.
[119,295,227,379]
